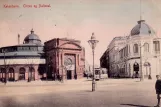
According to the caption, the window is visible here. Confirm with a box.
[18,47,22,51]
[22,47,29,51]
[153,41,160,53]
[30,47,37,51]
[133,44,138,53]
[144,43,149,52]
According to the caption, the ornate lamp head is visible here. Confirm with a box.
[88,32,99,50]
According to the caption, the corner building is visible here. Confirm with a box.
[101,20,161,80]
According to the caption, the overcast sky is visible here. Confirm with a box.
[0,0,161,66]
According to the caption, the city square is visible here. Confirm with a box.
[0,0,161,107]
[0,78,158,107]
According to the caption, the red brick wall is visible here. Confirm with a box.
[45,38,85,80]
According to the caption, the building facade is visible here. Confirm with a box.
[100,48,109,76]
[44,38,85,80]
[101,20,161,79]
[0,29,46,82]
[0,29,85,82]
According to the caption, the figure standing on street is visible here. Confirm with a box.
[155,75,161,107]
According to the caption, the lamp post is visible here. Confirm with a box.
[88,32,99,92]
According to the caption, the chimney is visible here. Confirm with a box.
[18,34,20,45]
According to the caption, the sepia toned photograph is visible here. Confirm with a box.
[0,0,161,107]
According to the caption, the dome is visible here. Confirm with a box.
[131,20,155,36]
[24,29,41,45]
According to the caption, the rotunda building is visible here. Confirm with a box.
[0,29,46,82]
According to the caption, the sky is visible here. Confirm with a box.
[0,0,161,66]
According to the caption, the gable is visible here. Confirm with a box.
[60,42,82,50]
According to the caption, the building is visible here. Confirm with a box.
[100,48,109,76]
[0,29,45,82]
[44,38,85,80]
[100,20,161,79]
[0,29,85,82]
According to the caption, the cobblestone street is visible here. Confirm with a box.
[0,78,158,107]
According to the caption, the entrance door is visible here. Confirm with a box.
[133,62,139,78]
[67,70,72,80]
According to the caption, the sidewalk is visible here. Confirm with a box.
[0,78,156,87]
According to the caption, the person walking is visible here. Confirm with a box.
[155,75,161,107]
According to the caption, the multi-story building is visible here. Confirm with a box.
[101,20,161,79]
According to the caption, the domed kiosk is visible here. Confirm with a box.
[131,20,155,36]
[0,29,45,82]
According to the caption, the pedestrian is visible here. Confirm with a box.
[155,75,161,107]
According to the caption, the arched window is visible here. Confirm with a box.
[144,43,149,52]
[29,67,35,72]
[8,68,14,81]
[29,67,35,81]
[1,68,6,80]
[19,67,26,80]
[153,41,160,54]
[133,44,139,53]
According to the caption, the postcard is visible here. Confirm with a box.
[0,0,160,107]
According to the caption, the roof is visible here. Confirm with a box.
[131,20,155,36]
[0,51,43,58]
[23,29,42,45]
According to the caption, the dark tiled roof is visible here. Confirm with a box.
[131,20,155,36]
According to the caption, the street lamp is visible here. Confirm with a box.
[88,32,99,92]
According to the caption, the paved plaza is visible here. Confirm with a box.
[0,78,158,107]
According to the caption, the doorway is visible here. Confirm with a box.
[133,62,139,78]
[19,67,26,80]
[144,62,151,79]
[67,70,72,80]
